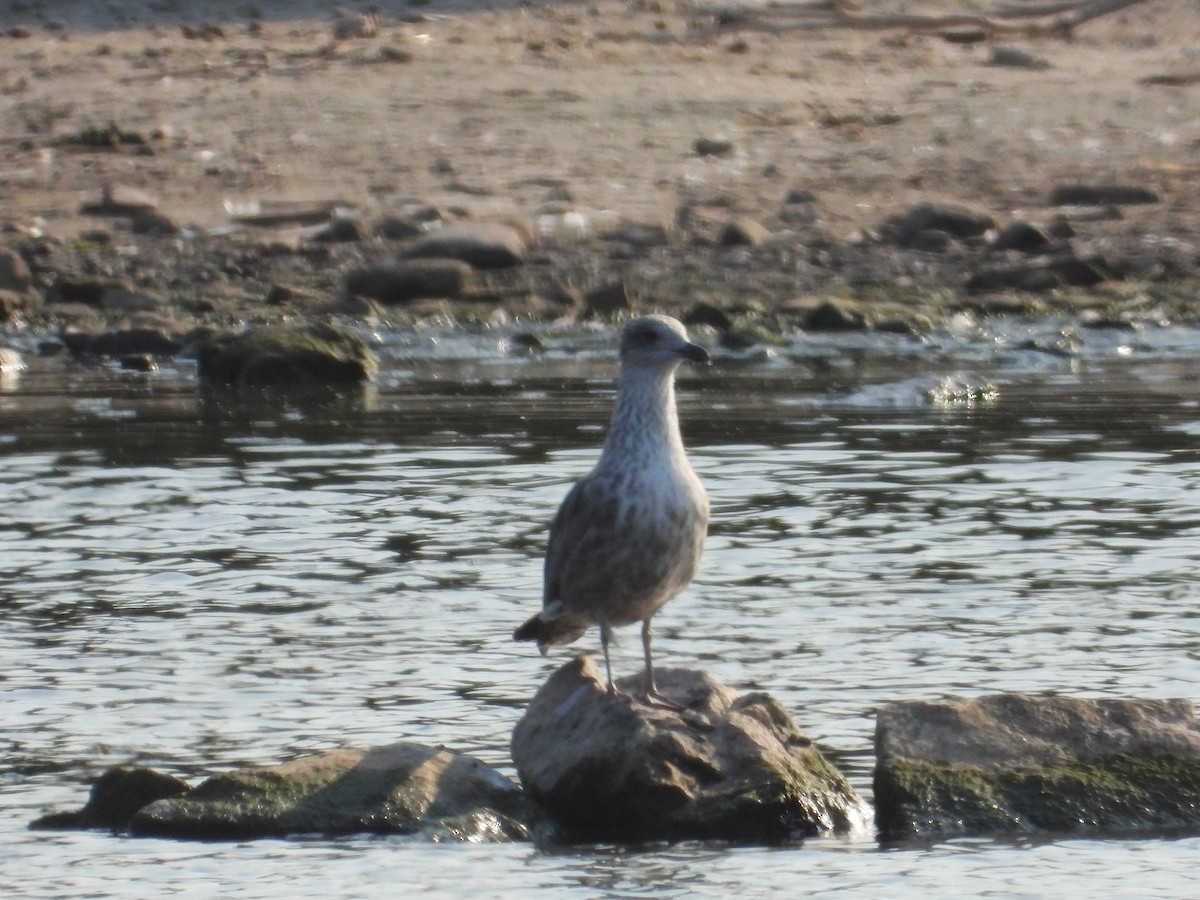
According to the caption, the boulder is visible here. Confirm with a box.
[31,766,191,832]
[511,657,869,843]
[717,217,772,247]
[874,694,1200,840]
[197,324,376,388]
[127,743,537,841]
[879,202,995,247]
[0,248,32,292]
[399,223,527,269]
[344,260,472,303]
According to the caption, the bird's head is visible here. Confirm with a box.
[618,315,710,371]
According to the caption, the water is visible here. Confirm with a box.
[3,318,1200,897]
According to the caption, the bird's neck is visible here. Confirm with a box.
[598,365,686,470]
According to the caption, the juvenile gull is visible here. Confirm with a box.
[514,315,710,704]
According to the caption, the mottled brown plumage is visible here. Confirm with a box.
[514,315,709,703]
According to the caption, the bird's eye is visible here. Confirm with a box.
[636,328,658,345]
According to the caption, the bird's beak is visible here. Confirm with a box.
[677,342,711,366]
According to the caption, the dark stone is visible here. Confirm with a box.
[197,324,376,388]
[682,301,733,332]
[879,202,995,247]
[119,354,158,372]
[1049,184,1160,206]
[312,217,368,243]
[344,260,472,303]
[128,743,539,841]
[965,252,1111,292]
[62,326,185,357]
[717,217,771,247]
[31,766,190,832]
[990,221,1053,254]
[583,281,630,317]
[875,694,1200,840]
[803,298,868,332]
[372,217,424,241]
[693,137,734,158]
[512,657,869,843]
[399,223,527,269]
[988,46,1051,69]
[130,209,180,236]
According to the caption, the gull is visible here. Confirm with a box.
[514,315,710,704]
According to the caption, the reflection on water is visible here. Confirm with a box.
[4,322,1200,896]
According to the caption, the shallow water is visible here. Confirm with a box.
[3,318,1200,897]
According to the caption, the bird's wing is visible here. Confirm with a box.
[542,474,620,608]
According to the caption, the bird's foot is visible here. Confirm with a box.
[638,689,686,711]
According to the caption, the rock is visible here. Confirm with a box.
[128,743,537,841]
[31,766,191,832]
[511,657,869,843]
[989,221,1053,254]
[311,217,368,243]
[794,297,868,332]
[583,281,630,317]
[988,46,1051,69]
[100,284,164,313]
[80,184,159,217]
[0,247,32,292]
[717,217,771,247]
[196,324,376,388]
[875,694,1200,840]
[0,288,37,321]
[682,301,733,332]
[372,217,424,241]
[120,353,158,372]
[880,202,995,247]
[130,209,180,236]
[344,260,472,303]
[62,326,185,357]
[1049,184,1160,206]
[399,223,527,269]
[694,137,735,158]
[966,252,1112,292]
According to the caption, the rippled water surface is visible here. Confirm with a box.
[4,320,1200,897]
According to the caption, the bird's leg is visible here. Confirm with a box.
[640,619,684,710]
[600,621,617,693]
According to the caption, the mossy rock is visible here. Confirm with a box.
[128,743,541,841]
[197,324,376,388]
[875,695,1200,840]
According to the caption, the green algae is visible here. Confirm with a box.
[875,752,1200,839]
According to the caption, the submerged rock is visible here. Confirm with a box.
[128,743,539,841]
[512,657,869,843]
[874,694,1200,840]
[197,324,376,388]
[32,766,191,832]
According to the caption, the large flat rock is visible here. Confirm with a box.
[874,694,1200,839]
[127,742,539,841]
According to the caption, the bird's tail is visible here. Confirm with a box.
[513,613,589,653]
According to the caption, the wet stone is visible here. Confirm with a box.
[196,323,376,387]
[31,766,191,832]
[127,743,539,841]
[512,658,869,843]
[875,694,1200,840]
